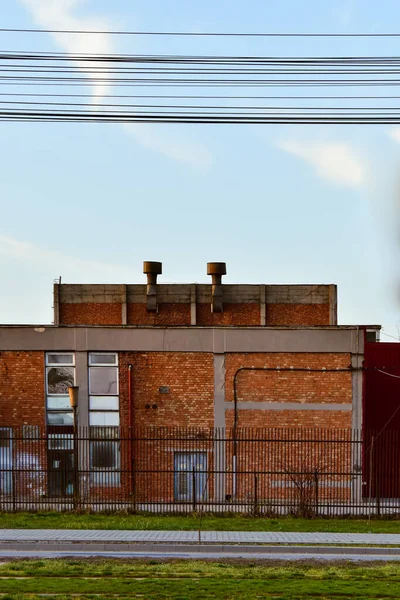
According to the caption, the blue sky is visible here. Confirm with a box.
[1,0,400,340]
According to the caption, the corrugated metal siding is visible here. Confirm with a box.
[364,342,400,498]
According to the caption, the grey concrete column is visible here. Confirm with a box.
[75,352,89,428]
[53,284,60,326]
[121,284,127,325]
[351,353,363,432]
[329,285,338,325]
[75,351,89,501]
[190,284,197,325]
[213,353,226,502]
[351,351,364,506]
[260,285,266,326]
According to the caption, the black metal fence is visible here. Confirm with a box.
[0,426,398,516]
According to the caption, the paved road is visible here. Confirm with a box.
[1,529,400,545]
[2,530,400,561]
[0,549,399,562]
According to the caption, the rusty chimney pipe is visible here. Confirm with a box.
[143,261,162,312]
[207,262,226,313]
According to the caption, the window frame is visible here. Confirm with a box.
[88,365,119,396]
[88,353,118,367]
[45,352,75,426]
[46,353,75,367]
[88,352,120,485]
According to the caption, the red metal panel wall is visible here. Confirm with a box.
[364,342,400,431]
[364,342,400,498]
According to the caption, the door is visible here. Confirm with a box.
[174,452,207,502]
[0,428,12,495]
[47,432,75,497]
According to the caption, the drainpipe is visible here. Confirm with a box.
[128,364,134,496]
[232,365,354,499]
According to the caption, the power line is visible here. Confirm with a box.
[3,50,400,121]
[380,330,400,341]
[2,28,400,37]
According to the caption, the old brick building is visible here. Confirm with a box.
[0,262,382,509]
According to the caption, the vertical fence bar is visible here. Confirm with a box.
[4,425,400,517]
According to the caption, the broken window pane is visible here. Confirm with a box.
[89,367,118,395]
[47,367,74,395]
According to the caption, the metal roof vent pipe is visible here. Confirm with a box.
[143,261,162,312]
[207,262,226,313]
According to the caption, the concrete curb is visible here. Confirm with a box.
[2,542,400,555]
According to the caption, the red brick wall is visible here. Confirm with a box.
[59,300,330,326]
[59,303,122,325]
[196,303,261,326]
[119,352,214,428]
[266,304,330,326]
[225,353,352,429]
[225,409,351,428]
[127,303,191,326]
[0,351,45,426]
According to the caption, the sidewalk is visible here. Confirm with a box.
[1,529,400,545]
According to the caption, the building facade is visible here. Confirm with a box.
[0,262,382,510]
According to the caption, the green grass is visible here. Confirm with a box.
[0,511,400,533]
[0,559,400,598]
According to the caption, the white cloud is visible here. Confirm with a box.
[389,128,400,143]
[122,123,212,170]
[0,234,133,281]
[277,139,365,187]
[19,0,114,102]
[19,0,212,169]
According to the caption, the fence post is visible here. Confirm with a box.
[368,436,374,522]
[375,452,381,517]
[72,427,78,510]
[254,473,258,516]
[314,468,319,517]
[192,466,196,513]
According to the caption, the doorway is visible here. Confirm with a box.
[0,428,12,495]
[174,452,207,502]
[47,432,74,497]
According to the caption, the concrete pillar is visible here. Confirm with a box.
[351,328,364,506]
[53,283,60,326]
[75,351,89,428]
[121,284,127,325]
[213,353,226,502]
[190,284,197,325]
[329,285,338,325]
[74,351,89,501]
[260,285,266,326]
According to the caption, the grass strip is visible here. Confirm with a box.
[1,512,400,533]
[0,560,399,599]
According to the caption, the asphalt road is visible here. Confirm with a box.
[1,549,400,561]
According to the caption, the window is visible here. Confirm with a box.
[89,353,120,486]
[89,367,118,395]
[89,354,117,366]
[48,433,74,450]
[0,428,12,495]
[91,441,119,469]
[88,353,119,427]
[46,353,75,426]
